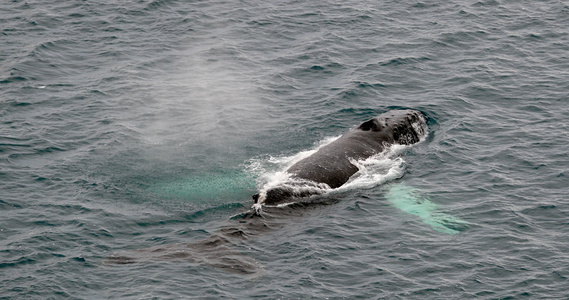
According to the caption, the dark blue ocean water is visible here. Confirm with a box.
[2,0,569,298]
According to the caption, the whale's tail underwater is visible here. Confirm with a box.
[105,110,466,275]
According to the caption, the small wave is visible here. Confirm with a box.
[0,76,28,84]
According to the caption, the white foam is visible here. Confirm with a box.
[339,145,407,191]
[247,135,341,190]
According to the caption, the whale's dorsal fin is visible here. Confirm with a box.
[358,118,381,131]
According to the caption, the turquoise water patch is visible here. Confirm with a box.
[385,183,468,235]
[148,170,256,204]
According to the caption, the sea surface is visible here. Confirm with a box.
[2,0,569,299]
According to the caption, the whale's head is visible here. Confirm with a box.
[383,110,427,145]
[359,110,427,145]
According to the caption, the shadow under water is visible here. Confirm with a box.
[104,198,340,276]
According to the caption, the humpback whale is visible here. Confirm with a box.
[106,109,428,274]
[254,109,427,207]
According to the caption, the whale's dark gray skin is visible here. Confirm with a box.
[255,109,427,206]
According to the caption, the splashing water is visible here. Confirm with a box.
[340,144,409,191]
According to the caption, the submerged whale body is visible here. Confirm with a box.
[254,109,427,206]
[106,109,428,274]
